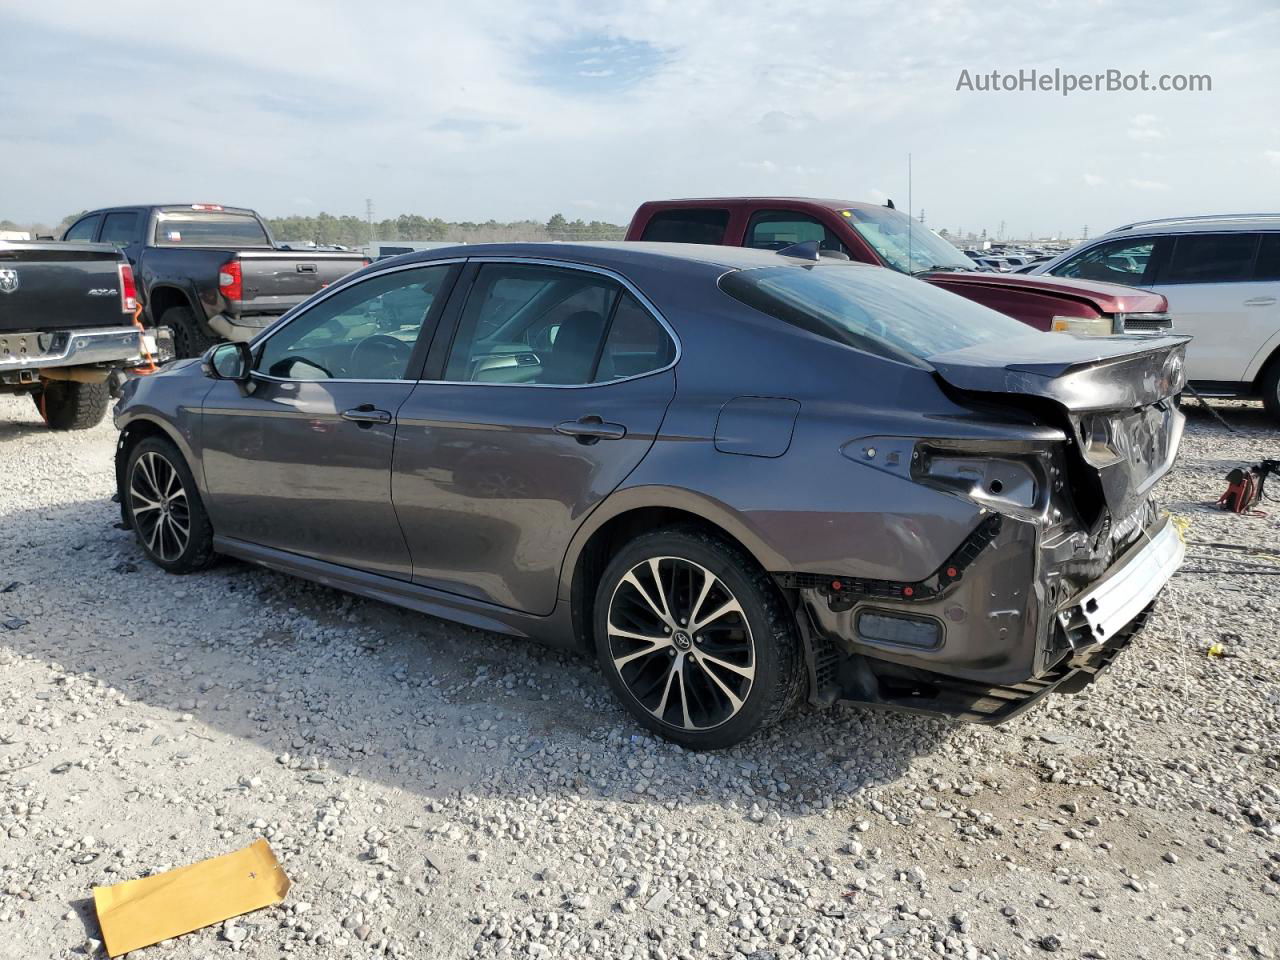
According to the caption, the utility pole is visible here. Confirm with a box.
[1082,225,1089,240]
[907,153,913,268]
[919,208,926,224]
[366,199,375,246]
[998,220,1006,240]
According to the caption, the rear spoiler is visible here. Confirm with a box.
[929,334,1190,412]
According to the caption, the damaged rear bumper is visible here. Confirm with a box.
[783,513,1183,723]
[1058,515,1183,646]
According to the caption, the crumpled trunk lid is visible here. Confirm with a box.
[928,333,1189,520]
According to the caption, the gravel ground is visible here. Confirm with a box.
[2,394,1278,960]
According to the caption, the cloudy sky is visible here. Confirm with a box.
[3,0,1278,237]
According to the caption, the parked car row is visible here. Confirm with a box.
[963,249,1060,273]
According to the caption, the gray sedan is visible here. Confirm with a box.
[113,242,1188,749]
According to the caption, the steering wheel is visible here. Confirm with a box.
[350,334,412,379]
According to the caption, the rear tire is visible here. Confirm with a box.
[1260,359,1280,423]
[32,380,110,431]
[123,436,215,573]
[593,527,803,750]
[164,305,219,359]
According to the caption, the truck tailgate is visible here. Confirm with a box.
[0,243,127,334]
[234,252,367,315]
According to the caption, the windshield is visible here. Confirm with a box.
[719,262,1036,364]
[153,211,271,247]
[842,206,973,274]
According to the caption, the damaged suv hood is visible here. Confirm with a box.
[928,333,1190,519]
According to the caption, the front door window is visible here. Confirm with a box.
[257,265,453,381]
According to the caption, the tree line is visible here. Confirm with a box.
[2,212,627,245]
[267,212,625,246]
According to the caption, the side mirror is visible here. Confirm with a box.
[202,341,253,382]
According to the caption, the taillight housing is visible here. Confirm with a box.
[218,260,243,301]
[118,263,138,314]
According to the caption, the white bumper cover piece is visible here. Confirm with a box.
[1069,514,1184,643]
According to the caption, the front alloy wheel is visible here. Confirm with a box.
[130,450,191,563]
[594,529,802,749]
[123,436,215,574]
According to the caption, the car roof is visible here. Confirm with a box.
[394,240,877,273]
[85,204,259,216]
[1104,214,1280,236]
[637,197,885,214]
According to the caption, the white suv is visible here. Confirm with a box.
[1032,215,1280,420]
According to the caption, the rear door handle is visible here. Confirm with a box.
[1244,297,1277,306]
[341,404,393,426]
[555,415,627,444]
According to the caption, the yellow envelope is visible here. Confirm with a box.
[93,838,290,957]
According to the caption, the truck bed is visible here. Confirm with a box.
[234,249,368,315]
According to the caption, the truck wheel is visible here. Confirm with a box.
[124,436,215,573]
[164,305,219,359]
[593,527,804,750]
[32,380,111,431]
[1261,359,1280,424]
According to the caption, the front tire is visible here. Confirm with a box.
[32,380,110,430]
[124,437,215,573]
[593,528,803,750]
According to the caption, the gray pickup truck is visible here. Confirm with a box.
[64,204,368,357]
[0,240,157,430]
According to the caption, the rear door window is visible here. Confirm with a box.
[1254,234,1280,281]
[1161,233,1259,284]
[1050,237,1158,285]
[595,294,675,381]
[745,211,848,255]
[99,212,139,246]
[64,215,101,242]
[444,263,622,385]
[640,209,730,244]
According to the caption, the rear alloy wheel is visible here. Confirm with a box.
[124,437,215,573]
[594,529,802,749]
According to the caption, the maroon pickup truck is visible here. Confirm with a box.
[626,198,1172,335]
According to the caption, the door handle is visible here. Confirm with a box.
[555,415,627,444]
[1243,297,1277,307]
[341,404,393,426]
